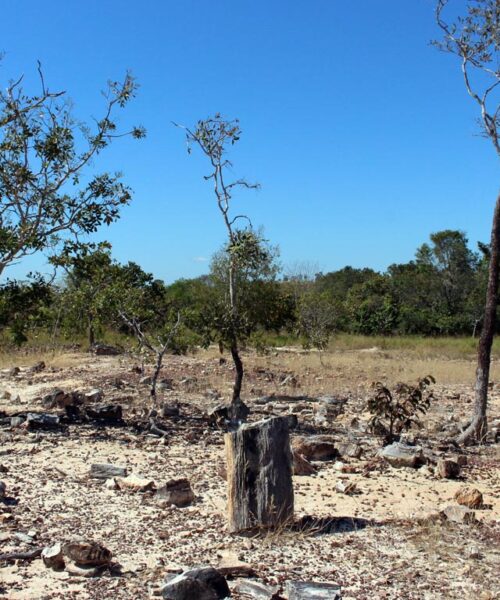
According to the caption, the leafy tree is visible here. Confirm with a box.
[54,244,120,346]
[346,274,399,335]
[434,0,500,443]
[0,62,145,278]
[297,292,336,363]
[178,114,261,420]
[0,275,53,345]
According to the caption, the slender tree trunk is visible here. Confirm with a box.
[457,192,500,445]
[230,340,243,402]
[88,315,95,347]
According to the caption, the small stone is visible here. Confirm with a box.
[85,388,103,402]
[157,478,195,507]
[286,580,342,599]
[105,477,119,490]
[116,474,155,492]
[455,486,483,509]
[62,540,112,566]
[379,442,423,468]
[292,435,338,461]
[162,567,229,600]
[338,442,362,459]
[437,459,460,479]
[441,505,477,524]
[42,543,65,570]
[335,480,357,495]
[293,451,316,476]
[90,463,128,480]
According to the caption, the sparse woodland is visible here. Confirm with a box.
[0,1,498,599]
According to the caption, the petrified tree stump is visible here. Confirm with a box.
[225,416,294,533]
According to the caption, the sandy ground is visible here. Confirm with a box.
[0,348,499,599]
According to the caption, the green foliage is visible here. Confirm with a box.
[368,375,435,442]
[0,275,53,345]
[0,65,144,276]
[297,292,336,351]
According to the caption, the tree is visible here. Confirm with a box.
[177,114,260,421]
[297,291,336,364]
[0,275,53,345]
[54,244,119,346]
[0,62,145,278]
[434,0,500,444]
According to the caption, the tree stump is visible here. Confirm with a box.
[225,416,294,533]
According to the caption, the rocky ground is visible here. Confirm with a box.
[0,347,498,599]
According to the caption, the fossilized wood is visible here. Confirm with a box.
[0,547,43,562]
[225,416,294,533]
[90,463,128,480]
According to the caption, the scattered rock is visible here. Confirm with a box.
[441,505,477,524]
[293,451,317,476]
[437,459,460,479]
[91,343,122,356]
[26,412,61,430]
[85,404,123,422]
[233,579,281,599]
[338,442,362,459]
[286,580,342,599]
[116,474,155,493]
[0,480,5,498]
[314,396,346,426]
[27,361,46,374]
[292,435,338,461]
[90,463,128,480]
[62,540,112,566]
[161,403,180,418]
[157,478,195,507]
[335,480,357,495]
[455,486,483,509]
[379,442,423,468]
[85,388,104,402]
[42,543,65,570]
[162,567,230,600]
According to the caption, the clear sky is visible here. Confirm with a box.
[1,0,498,283]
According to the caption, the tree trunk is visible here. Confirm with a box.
[230,340,243,402]
[88,315,95,347]
[225,416,294,533]
[457,192,500,445]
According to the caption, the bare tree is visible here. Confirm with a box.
[176,114,259,421]
[434,0,499,444]
[120,311,182,405]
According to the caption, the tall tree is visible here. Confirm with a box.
[0,62,145,277]
[177,114,259,421]
[434,0,499,443]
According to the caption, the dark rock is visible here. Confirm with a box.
[162,567,230,600]
[91,343,122,356]
[292,435,338,461]
[90,463,128,480]
[85,404,123,422]
[26,413,61,429]
[437,459,460,479]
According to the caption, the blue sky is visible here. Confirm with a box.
[1,0,498,283]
